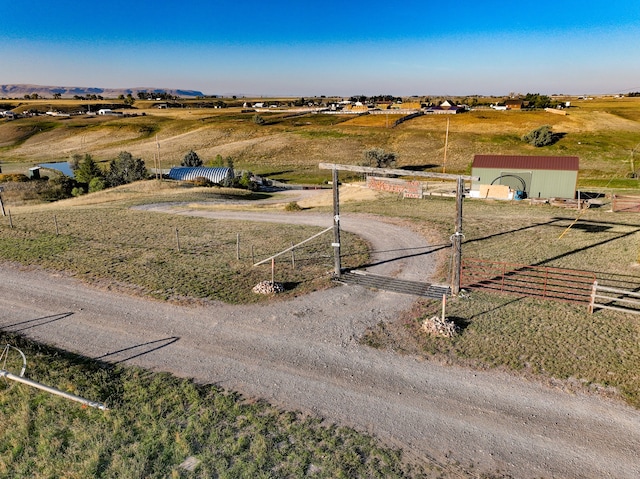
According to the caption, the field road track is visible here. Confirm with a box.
[1,205,639,478]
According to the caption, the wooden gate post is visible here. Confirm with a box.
[332,168,342,277]
[451,177,464,295]
[589,280,598,314]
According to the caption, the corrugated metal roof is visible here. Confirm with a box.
[473,155,579,171]
[168,167,232,183]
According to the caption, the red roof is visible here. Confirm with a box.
[473,155,579,171]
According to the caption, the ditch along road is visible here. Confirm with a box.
[1,204,639,479]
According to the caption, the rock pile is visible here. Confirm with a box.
[252,281,285,295]
[421,315,459,338]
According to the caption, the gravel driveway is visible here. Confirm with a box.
[1,205,639,478]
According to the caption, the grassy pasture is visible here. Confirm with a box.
[0,182,369,304]
[0,332,429,479]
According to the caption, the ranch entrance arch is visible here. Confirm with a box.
[318,163,478,295]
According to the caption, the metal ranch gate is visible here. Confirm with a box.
[461,258,596,304]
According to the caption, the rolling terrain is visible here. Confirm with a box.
[0,96,639,187]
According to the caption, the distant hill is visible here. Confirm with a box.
[0,84,205,99]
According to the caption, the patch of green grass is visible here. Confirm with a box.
[294,130,354,139]
[391,292,640,408]
[0,333,431,479]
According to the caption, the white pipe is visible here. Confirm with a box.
[0,369,108,411]
[253,226,333,266]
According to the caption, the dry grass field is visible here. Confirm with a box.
[1,96,639,187]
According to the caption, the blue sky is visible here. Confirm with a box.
[1,0,639,96]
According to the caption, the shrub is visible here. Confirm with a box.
[190,176,214,187]
[0,173,29,183]
[363,148,397,168]
[88,177,106,193]
[522,125,555,147]
[39,175,78,201]
[284,201,302,211]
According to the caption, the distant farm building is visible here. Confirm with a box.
[97,109,121,116]
[470,155,579,200]
[504,99,524,110]
[168,167,232,184]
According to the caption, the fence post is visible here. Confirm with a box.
[271,258,275,285]
[8,209,13,229]
[291,242,295,269]
[589,280,597,314]
[175,227,181,252]
[54,215,59,236]
[236,233,240,260]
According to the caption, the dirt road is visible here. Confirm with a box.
[1,206,639,478]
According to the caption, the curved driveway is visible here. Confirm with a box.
[1,206,639,478]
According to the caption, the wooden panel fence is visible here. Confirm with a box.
[612,195,640,212]
[589,281,640,315]
[461,258,596,304]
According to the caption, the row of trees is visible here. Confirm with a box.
[73,94,104,101]
[180,150,235,169]
[66,152,148,196]
[136,91,179,101]
[349,95,402,104]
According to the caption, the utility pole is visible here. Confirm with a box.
[442,117,450,174]
[451,176,464,295]
[156,134,161,180]
[332,168,341,277]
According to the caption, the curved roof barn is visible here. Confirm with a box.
[168,167,232,184]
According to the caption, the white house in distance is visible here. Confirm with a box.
[97,108,121,116]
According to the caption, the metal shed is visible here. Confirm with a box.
[471,155,579,199]
[168,167,232,184]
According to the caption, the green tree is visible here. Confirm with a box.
[106,151,148,187]
[74,154,103,184]
[522,125,555,147]
[363,148,397,168]
[523,93,552,109]
[88,177,106,193]
[181,150,203,167]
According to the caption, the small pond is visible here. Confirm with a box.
[39,162,74,177]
